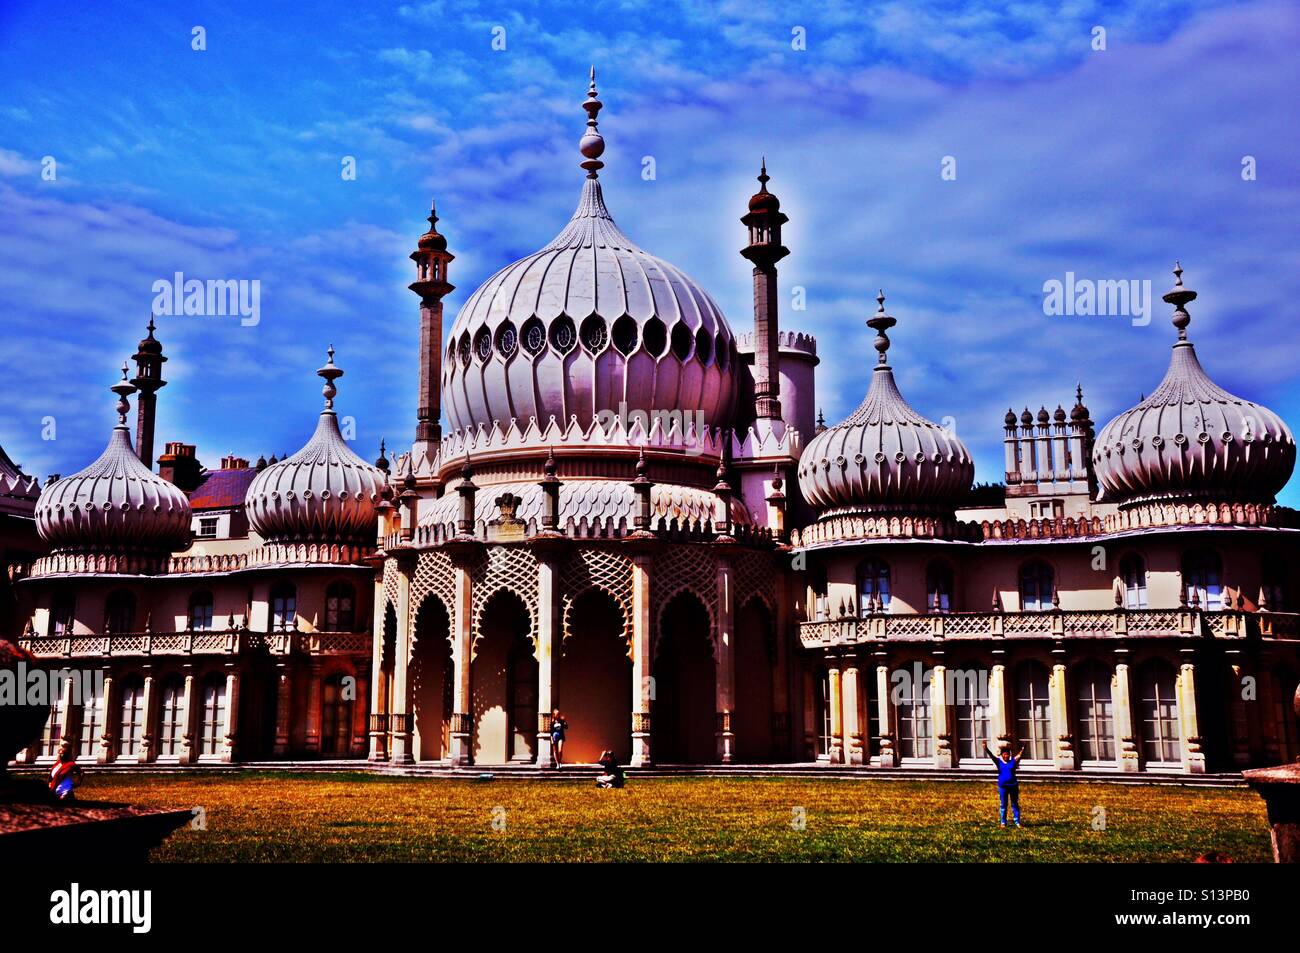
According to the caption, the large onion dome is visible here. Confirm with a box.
[441,68,737,443]
[798,293,974,518]
[35,367,191,558]
[245,348,388,556]
[1094,265,1295,509]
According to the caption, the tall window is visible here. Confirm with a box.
[952,666,991,762]
[817,670,833,757]
[50,592,76,637]
[1182,550,1223,610]
[1272,670,1298,762]
[811,565,829,622]
[1120,554,1148,609]
[40,676,68,757]
[1137,659,1180,764]
[857,560,891,615]
[325,582,357,631]
[270,582,297,631]
[321,673,354,756]
[894,669,933,759]
[199,676,227,757]
[78,680,103,760]
[188,591,215,631]
[118,677,145,759]
[1074,660,1115,762]
[1262,560,1288,611]
[926,562,954,613]
[1019,561,1055,612]
[158,676,186,759]
[1015,662,1053,759]
[104,590,136,634]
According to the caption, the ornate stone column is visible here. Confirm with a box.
[1050,660,1077,770]
[827,657,844,765]
[273,662,292,755]
[875,660,897,767]
[97,671,115,765]
[139,668,157,765]
[222,665,240,764]
[1178,655,1207,774]
[931,662,954,768]
[58,672,77,757]
[368,565,388,761]
[842,659,864,765]
[989,660,1011,755]
[715,555,736,764]
[389,552,415,763]
[447,547,476,766]
[1113,658,1140,772]
[179,665,199,766]
[534,554,559,768]
[629,550,654,767]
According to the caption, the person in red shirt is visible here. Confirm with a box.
[48,739,83,801]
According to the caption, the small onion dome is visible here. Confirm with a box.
[1053,405,1067,424]
[136,316,163,355]
[1004,408,1017,427]
[1037,406,1050,425]
[36,367,191,554]
[245,347,388,547]
[415,201,447,253]
[748,158,781,213]
[798,292,974,515]
[1020,407,1033,426]
[1094,264,1296,507]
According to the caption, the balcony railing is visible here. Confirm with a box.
[797,608,1297,649]
[16,628,371,659]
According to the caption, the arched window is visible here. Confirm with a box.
[1074,660,1115,763]
[951,665,991,762]
[39,676,69,757]
[1119,554,1147,610]
[158,676,186,759]
[1019,560,1054,612]
[926,562,954,613]
[321,673,355,756]
[104,590,136,634]
[894,668,933,759]
[1182,550,1223,610]
[1137,659,1180,764]
[199,675,227,757]
[118,676,145,759]
[270,582,297,632]
[325,582,357,631]
[188,591,215,631]
[1015,661,1052,759]
[49,592,76,637]
[857,560,891,615]
[1262,560,1288,611]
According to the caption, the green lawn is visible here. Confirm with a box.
[77,772,1272,862]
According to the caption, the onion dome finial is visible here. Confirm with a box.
[1004,408,1017,427]
[867,290,896,365]
[748,157,782,213]
[375,438,390,473]
[1164,261,1197,341]
[111,363,136,423]
[318,345,343,409]
[543,446,558,481]
[416,200,448,253]
[579,65,605,178]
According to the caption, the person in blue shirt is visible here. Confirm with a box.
[984,742,1024,828]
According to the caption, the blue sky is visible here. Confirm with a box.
[0,0,1297,504]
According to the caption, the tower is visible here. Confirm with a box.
[410,200,455,453]
[131,316,167,468]
[740,159,789,423]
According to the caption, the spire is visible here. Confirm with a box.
[375,438,390,473]
[1163,261,1197,341]
[318,345,343,410]
[111,363,136,426]
[867,290,896,365]
[579,65,605,178]
[757,156,769,193]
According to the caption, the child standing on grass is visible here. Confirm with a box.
[984,742,1023,828]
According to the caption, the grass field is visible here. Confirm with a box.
[77,772,1272,862]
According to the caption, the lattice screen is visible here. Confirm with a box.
[560,546,634,645]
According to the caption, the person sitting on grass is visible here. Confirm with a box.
[48,739,83,802]
[984,741,1023,828]
[595,749,625,789]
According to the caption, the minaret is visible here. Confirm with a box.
[410,200,455,453]
[740,159,789,423]
[131,316,167,468]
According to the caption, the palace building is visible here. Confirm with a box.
[7,73,1300,775]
